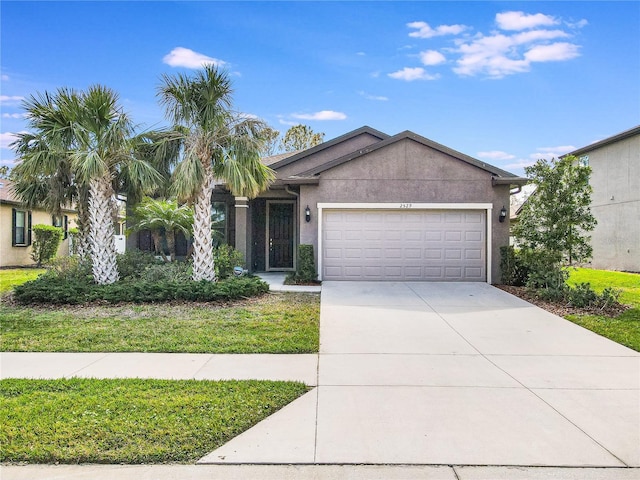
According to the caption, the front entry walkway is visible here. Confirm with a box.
[201,281,640,467]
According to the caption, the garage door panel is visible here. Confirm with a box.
[322,209,486,281]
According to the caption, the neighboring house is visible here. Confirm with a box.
[136,126,526,283]
[566,125,640,272]
[0,179,77,267]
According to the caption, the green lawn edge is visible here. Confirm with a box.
[1,378,308,464]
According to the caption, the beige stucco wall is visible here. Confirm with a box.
[0,204,77,267]
[584,133,639,272]
[297,138,512,283]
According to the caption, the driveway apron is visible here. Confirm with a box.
[201,281,639,467]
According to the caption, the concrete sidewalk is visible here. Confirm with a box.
[0,352,317,385]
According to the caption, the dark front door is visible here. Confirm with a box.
[267,202,295,270]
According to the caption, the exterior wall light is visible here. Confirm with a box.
[305,205,311,223]
[499,206,507,223]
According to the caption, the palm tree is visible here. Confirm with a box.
[157,66,274,281]
[128,197,193,262]
[11,86,162,284]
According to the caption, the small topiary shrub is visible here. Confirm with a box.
[287,244,317,284]
[213,244,244,279]
[30,225,64,267]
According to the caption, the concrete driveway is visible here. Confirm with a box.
[202,281,640,467]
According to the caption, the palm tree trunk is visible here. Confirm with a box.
[191,171,216,281]
[166,229,176,262]
[75,187,92,261]
[88,175,119,284]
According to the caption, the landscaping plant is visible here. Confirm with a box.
[29,224,63,267]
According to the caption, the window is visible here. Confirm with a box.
[579,155,589,167]
[12,209,31,247]
[211,202,227,247]
[52,215,68,239]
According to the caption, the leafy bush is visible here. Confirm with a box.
[566,282,621,309]
[30,225,63,267]
[45,256,93,282]
[287,244,317,284]
[499,246,529,286]
[13,275,269,305]
[214,244,244,279]
[140,261,192,282]
[116,250,163,280]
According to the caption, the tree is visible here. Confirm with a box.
[279,124,324,152]
[128,197,193,262]
[0,166,11,179]
[260,126,281,157]
[157,65,274,281]
[513,155,596,266]
[11,86,161,284]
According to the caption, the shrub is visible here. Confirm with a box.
[140,261,192,283]
[566,283,621,309]
[116,250,163,280]
[499,246,529,286]
[287,244,317,284]
[30,225,63,267]
[214,245,244,279]
[45,256,93,282]
[13,275,269,305]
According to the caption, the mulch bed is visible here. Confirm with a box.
[496,285,629,318]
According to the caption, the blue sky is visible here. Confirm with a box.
[1,1,639,176]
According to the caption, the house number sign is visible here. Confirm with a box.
[399,203,413,208]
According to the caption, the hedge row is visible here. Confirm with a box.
[13,276,269,305]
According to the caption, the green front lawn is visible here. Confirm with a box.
[1,378,307,464]
[565,268,640,352]
[0,292,320,353]
[0,268,46,293]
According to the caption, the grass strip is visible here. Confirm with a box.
[565,268,640,352]
[1,292,319,353]
[0,269,46,293]
[1,378,308,464]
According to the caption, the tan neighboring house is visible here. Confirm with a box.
[567,125,640,272]
[0,179,77,267]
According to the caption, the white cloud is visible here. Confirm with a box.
[356,51,366,56]
[496,11,558,31]
[358,91,389,101]
[525,42,580,62]
[0,95,25,104]
[278,118,299,127]
[0,132,20,149]
[504,159,537,171]
[529,145,576,160]
[477,150,516,161]
[407,21,468,39]
[2,113,27,119]
[388,67,439,81]
[291,110,347,121]
[454,28,581,78]
[419,50,446,66]
[1,75,9,81]
[162,47,226,69]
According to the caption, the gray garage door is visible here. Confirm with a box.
[322,209,486,281]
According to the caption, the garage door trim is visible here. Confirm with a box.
[317,203,493,283]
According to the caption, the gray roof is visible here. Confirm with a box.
[295,129,526,181]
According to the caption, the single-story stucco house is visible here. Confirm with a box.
[0,179,77,267]
[131,126,527,283]
[566,125,640,272]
